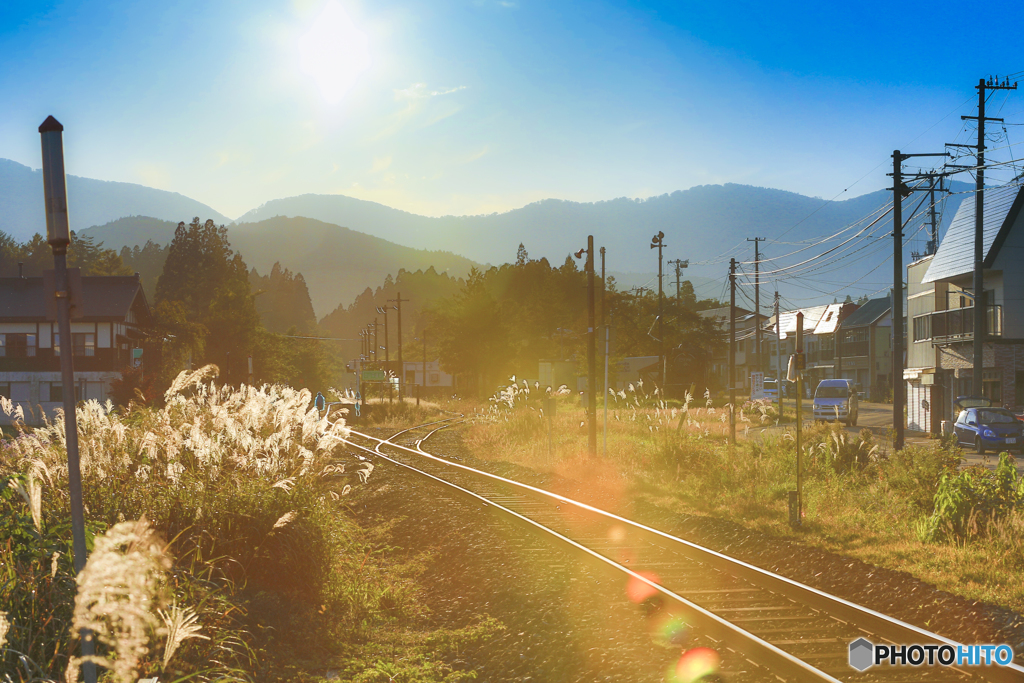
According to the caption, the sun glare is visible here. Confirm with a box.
[298,1,371,104]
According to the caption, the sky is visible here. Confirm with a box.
[1,0,1023,220]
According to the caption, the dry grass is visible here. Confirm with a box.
[469,381,1024,614]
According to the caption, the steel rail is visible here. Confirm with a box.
[342,429,839,681]
[348,425,1024,683]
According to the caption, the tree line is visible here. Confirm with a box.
[320,243,723,396]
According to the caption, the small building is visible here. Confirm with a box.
[0,275,151,425]
[402,359,455,391]
[835,295,892,401]
[907,182,1024,432]
[767,303,859,395]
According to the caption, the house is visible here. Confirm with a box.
[835,295,892,401]
[0,274,151,425]
[907,183,1024,432]
[767,303,859,395]
[699,306,772,392]
[403,359,455,393]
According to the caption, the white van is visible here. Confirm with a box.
[813,379,858,426]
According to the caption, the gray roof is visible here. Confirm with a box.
[841,295,890,327]
[923,183,1024,283]
[0,276,149,323]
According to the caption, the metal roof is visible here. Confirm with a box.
[0,276,149,323]
[841,295,890,327]
[776,304,829,335]
[812,303,844,335]
[923,183,1024,283]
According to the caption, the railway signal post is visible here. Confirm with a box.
[39,115,98,683]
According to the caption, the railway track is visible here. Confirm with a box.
[340,419,1023,683]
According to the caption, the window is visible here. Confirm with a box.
[0,383,9,399]
[913,315,932,342]
[0,333,37,358]
[54,333,96,357]
[45,382,82,403]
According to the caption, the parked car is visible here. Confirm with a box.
[812,379,858,426]
[953,406,1024,454]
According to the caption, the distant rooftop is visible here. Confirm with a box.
[842,295,890,327]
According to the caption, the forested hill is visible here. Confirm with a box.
[0,158,230,240]
[82,215,480,317]
[235,182,970,272]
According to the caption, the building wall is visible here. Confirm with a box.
[0,371,118,426]
[991,207,1024,338]
[936,342,1024,409]
[907,258,937,371]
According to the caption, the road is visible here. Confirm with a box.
[768,400,1022,473]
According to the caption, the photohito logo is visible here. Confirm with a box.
[849,638,1015,671]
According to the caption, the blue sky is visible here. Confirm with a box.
[1,0,1022,219]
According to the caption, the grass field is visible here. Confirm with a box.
[466,381,1024,614]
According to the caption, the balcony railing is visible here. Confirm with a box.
[912,305,1003,343]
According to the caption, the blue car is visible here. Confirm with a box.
[953,406,1024,454]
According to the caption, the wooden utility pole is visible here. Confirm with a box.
[587,235,597,457]
[600,246,608,458]
[388,292,410,399]
[775,290,783,421]
[748,238,765,373]
[795,311,804,526]
[729,258,736,445]
[668,258,688,304]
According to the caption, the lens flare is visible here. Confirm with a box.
[649,610,690,648]
[668,647,721,682]
[625,570,661,604]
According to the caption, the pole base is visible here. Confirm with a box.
[788,491,801,529]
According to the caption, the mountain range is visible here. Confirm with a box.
[0,158,230,239]
[2,155,970,317]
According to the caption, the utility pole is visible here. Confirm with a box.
[587,235,597,457]
[376,305,391,402]
[729,258,736,445]
[420,328,427,407]
[600,246,609,458]
[668,258,688,304]
[889,149,949,451]
[775,290,783,421]
[961,76,1016,396]
[651,231,666,389]
[372,318,379,362]
[388,292,410,400]
[39,116,97,683]
[795,311,804,527]
[748,237,765,373]
[892,151,907,452]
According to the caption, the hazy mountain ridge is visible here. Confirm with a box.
[235,182,968,273]
[0,158,230,240]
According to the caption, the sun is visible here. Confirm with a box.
[298,1,371,104]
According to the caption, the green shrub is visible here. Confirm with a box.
[917,452,1022,543]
